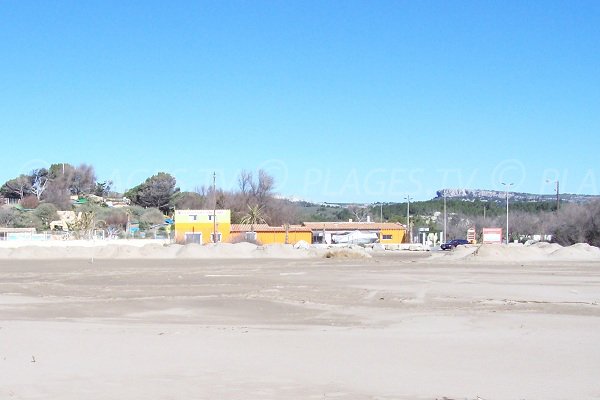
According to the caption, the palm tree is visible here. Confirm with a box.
[240,204,266,233]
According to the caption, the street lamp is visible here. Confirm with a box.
[213,172,218,243]
[443,190,447,243]
[546,179,560,211]
[404,195,411,243]
[501,182,514,244]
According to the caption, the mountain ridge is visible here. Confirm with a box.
[435,188,600,204]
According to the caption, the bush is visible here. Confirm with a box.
[14,211,43,230]
[0,207,18,227]
[33,203,59,230]
[140,208,165,229]
[549,201,600,247]
[20,196,40,209]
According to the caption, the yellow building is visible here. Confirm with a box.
[174,210,231,244]
[230,224,312,245]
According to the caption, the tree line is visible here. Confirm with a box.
[2,163,600,247]
[0,163,299,234]
[370,199,600,247]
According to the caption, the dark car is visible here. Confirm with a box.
[441,239,470,250]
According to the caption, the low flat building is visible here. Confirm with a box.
[230,224,312,245]
[302,222,407,245]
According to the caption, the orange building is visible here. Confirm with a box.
[230,224,312,245]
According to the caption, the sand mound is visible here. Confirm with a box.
[433,242,600,263]
[138,243,181,258]
[4,240,599,262]
[530,241,563,254]
[429,244,478,261]
[170,242,265,258]
[256,243,311,258]
[472,243,550,262]
[10,246,67,259]
[549,243,600,261]
[0,241,318,260]
[323,248,372,259]
[175,242,312,259]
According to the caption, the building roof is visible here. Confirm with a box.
[302,222,406,231]
[231,224,311,233]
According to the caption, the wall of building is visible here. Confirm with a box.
[174,210,231,244]
[378,229,405,244]
[256,231,312,245]
[229,230,312,245]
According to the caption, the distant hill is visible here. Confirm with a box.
[435,188,600,204]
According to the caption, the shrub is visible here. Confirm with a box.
[20,196,39,209]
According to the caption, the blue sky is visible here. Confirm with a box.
[1,1,599,202]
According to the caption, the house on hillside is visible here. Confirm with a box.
[0,197,19,206]
[49,211,78,231]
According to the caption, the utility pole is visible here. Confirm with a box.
[501,182,514,244]
[546,179,560,211]
[404,195,411,243]
[556,180,560,211]
[213,172,217,244]
[380,203,383,223]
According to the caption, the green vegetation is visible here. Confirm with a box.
[2,161,600,247]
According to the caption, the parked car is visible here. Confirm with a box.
[441,239,470,250]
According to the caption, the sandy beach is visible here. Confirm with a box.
[1,246,600,399]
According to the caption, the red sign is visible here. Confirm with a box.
[482,228,503,244]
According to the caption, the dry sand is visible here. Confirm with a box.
[1,244,600,399]
[0,240,374,260]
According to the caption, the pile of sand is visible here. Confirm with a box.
[0,241,316,260]
[323,247,372,259]
[472,243,550,262]
[530,241,563,253]
[429,244,478,261]
[436,242,600,263]
[549,242,600,261]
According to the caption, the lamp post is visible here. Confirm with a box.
[501,182,514,244]
[443,190,447,243]
[404,195,411,243]
[213,172,217,243]
[546,179,560,211]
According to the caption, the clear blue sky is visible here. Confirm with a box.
[1,1,599,202]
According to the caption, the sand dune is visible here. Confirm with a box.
[2,239,600,262]
[0,240,378,260]
[434,242,600,263]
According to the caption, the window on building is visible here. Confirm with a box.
[185,233,202,244]
[211,232,222,243]
[382,234,393,240]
